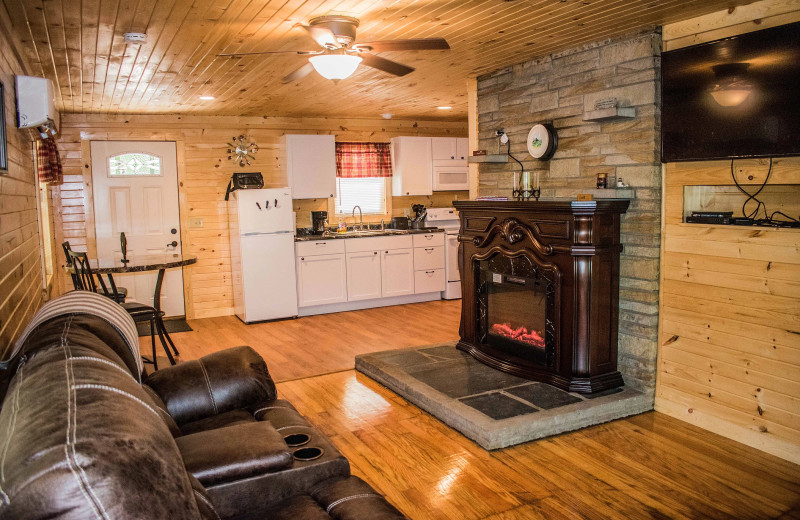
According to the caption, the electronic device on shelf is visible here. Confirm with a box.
[685,211,733,225]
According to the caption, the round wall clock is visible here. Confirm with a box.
[227,135,259,167]
[526,124,558,161]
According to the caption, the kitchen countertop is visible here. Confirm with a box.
[295,227,445,241]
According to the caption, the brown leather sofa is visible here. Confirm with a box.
[0,292,405,520]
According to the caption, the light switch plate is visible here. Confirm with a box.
[188,217,204,228]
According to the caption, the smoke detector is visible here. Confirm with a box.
[123,33,147,44]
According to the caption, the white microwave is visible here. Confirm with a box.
[433,165,469,191]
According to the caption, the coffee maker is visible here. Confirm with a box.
[311,211,328,235]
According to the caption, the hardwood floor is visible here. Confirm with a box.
[141,300,461,381]
[279,371,800,520]
[140,300,800,518]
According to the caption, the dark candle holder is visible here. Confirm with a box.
[120,232,130,264]
[513,188,541,201]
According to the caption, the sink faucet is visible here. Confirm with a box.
[352,205,363,231]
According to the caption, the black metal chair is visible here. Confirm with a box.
[62,241,128,303]
[67,249,176,369]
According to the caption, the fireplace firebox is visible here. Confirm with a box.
[453,200,630,394]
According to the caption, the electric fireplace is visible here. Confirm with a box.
[453,200,629,394]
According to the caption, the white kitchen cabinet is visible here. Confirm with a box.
[456,138,469,161]
[282,134,336,199]
[381,248,415,297]
[390,137,432,196]
[346,250,382,301]
[296,253,347,307]
[413,232,446,294]
[431,137,469,162]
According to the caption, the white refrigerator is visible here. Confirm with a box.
[228,187,298,323]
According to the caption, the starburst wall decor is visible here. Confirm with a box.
[227,135,259,167]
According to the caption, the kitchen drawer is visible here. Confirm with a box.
[412,232,444,247]
[296,239,345,257]
[413,245,444,270]
[345,234,413,253]
[414,268,445,294]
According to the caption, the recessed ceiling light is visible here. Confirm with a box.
[199,96,215,100]
[437,106,452,110]
[381,113,393,119]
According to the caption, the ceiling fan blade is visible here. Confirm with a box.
[360,54,414,77]
[217,50,321,57]
[302,24,340,48]
[352,38,450,53]
[281,62,315,84]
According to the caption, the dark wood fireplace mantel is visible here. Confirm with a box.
[453,199,630,393]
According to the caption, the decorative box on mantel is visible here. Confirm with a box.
[452,199,630,393]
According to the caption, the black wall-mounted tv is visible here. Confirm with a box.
[661,22,800,162]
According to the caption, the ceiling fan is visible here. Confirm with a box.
[218,15,450,83]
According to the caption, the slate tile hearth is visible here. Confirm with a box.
[382,345,602,418]
[355,342,654,449]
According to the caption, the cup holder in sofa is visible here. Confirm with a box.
[293,447,324,461]
[284,433,310,447]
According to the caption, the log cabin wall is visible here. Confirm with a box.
[656,1,800,464]
[0,5,44,356]
[53,114,466,319]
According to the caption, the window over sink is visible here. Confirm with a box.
[335,177,387,215]
[334,142,392,216]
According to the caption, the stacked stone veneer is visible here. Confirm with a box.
[476,29,662,392]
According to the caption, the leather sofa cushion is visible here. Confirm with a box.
[145,346,277,426]
[263,495,332,520]
[311,476,406,519]
[181,409,257,435]
[261,477,406,520]
[176,421,294,486]
[0,315,201,520]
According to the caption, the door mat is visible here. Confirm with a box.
[136,319,193,337]
[355,342,653,450]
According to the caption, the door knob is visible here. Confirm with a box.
[167,241,178,248]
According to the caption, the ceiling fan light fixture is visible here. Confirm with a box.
[308,54,362,81]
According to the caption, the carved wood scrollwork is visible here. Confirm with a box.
[472,217,554,256]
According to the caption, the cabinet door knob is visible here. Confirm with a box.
[373,251,378,255]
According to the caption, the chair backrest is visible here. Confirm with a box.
[67,249,99,293]
[62,241,81,290]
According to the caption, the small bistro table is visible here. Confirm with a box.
[66,252,197,365]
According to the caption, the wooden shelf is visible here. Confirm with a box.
[467,154,508,164]
[578,188,635,199]
[583,107,636,121]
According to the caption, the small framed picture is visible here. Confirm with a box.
[0,81,7,174]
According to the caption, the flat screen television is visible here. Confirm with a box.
[661,22,800,162]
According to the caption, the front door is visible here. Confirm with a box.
[91,141,185,317]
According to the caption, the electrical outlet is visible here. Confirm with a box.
[188,217,204,228]
[403,208,411,217]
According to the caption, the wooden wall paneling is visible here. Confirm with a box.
[0,2,43,356]
[656,159,800,464]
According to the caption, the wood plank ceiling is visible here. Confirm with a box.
[4,0,753,120]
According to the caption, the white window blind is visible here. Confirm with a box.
[335,177,386,215]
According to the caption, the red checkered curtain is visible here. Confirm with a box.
[36,138,63,185]
[335,142,392,178]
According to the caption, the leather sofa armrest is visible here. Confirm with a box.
[176,421,293,486]
[144,346,277,425]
